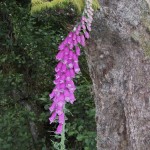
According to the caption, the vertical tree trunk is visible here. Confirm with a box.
[85,0,150,149]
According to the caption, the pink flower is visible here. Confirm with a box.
[59,83,65,89]
[64,47,69,55]
[55,62,63,72]
[69,87,76,93]
[75,25,81,35]
[81,16,87,22]
[69,43,74,49]
[65,70,71,81]
[58,42,65,50]
[56,51,64,60]
[55,124,63,134]
[73,53,78,63]
[55,73,60,79]
[77,35,81,43]
[60,74,66,83]
[90,7,94,12]
[49,91,55,99]
[56,106,63,115]
[61,64,67,72]
[49,112,57,123]
[69,93,76,104]
[82,24,86,30]
[68,50,74,59]
[74,62,80,73]
[73,33,76,41]
[75,46,81,56]
[77,25,81,31]
[69,69,75,78]
[67,37,72,44]
[53,79,60,85]
[59,113,65,124]
[49,0,94,134]
[57,101,65,107]
[49,102,56,112]
[88,9,93,16]
[81,35,85,47]
[87,17,93,24]
[63,55,69,64]
[57,94,65,101]
[73,39,78,46]
[87,25,91,31]
[66,80,74,88]
[64,89,70,101]
[68,60,74,69]
[84,31,90,39]
[68,32,73,38]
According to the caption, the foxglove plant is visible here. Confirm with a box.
[49,0,94,134]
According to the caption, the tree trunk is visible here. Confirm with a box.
[85,0,150,149]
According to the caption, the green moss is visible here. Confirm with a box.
[143,42,150,56]
[131,31,141,44]
[131,30,150,57]
[31,0,100,14]
[134,3,150,57]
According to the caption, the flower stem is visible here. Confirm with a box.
[60,105,66,150]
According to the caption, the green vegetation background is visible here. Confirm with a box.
[0,0,98,149]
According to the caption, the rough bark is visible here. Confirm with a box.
[85,0,150,149]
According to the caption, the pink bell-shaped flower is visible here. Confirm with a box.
[87,25,91,31]
[84,31,90,39]
[68,32,73,38]
[63,55,69,64]
[77,35,81,43]
[55,124,63,134]
[82,24,86,30]
[81,16,87,22]
[69,42,74,49]
[64,47,69,55]
[73,33,76,41]
[61,64,67,72]
[69,93,76,104]
[68,60,74,69]
[70,69,75,78]
[59,113,65,124]
[56,106,63,115]
[74,62,80,73]
[57,93,65,101]
[64,89,70,102]
[80,35,85,47]
[68,50,74,60]
[66,80,75,88]
[49,102,56,112]
[75,46,81,56]
[49,112,57,123]
[59,74,66,83]
[73,39,78,46]
[75,25,81,35]
[49,91,55,99]
[73,53,78,63]
[65,70,71,81]
[58,42,65,50]
[55,62,63,72]
[57,101,65,107]
[59,83,65,90]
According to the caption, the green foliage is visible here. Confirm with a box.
[66,75,96,150]
[31,0,100,14]
[0,106,33,150]
[0,0,96,149]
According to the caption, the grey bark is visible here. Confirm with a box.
[85,0,150,150]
